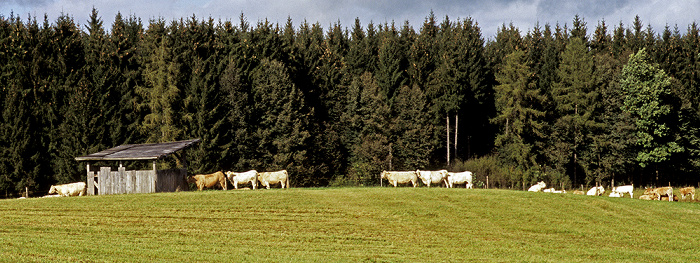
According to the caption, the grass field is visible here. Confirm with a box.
[1,187,699,262]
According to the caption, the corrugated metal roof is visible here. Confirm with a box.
[75,139,201,161]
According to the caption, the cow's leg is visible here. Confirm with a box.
[234,182,238,189]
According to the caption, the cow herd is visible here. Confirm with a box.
[189,170,289,190]
[380,170,473,188]
[527,181,697,202]
[37,169,697,204]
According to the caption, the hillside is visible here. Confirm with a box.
[1,188,699,262]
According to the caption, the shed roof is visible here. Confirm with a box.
[75,139,200,161]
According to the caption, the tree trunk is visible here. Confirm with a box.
[454,114,458,160]
[446,115,450,166]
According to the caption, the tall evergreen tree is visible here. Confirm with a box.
[492,50,546,189]
[391,85,434,170]
[342,72,390,185]
[549,37,599,186]
[108,13,145,146]
[137,19,183,144]
[250,59,312,186]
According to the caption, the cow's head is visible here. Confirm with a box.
[48,185,57,194]
[186,176,197,184]
[380,171,387,180]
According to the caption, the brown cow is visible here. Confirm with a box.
[187,171,227,191]
[647,187,673,202]
[679,186,695,200]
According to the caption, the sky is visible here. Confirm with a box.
[2,0,699,39]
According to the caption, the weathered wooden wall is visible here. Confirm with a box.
[156,168,189,192]
[87,167,187,195]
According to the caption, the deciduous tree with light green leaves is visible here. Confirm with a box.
[620,48,683,177]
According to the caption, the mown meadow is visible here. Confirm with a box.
[1,187,699,262]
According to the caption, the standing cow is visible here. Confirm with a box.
[257,170,289,189]
[446,171,473,188]
[226,170,258,190]
[610,185,634,198]
[48,182,87,197]
[188,171,227,191]
[679,186,695,200]
[380,171,418,187]
[417,170,449,187]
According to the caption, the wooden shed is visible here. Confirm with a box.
[75,139,200,195]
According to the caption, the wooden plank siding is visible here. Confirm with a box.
[90,167,188,195]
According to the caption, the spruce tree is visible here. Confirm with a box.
[343,73,390,185]
[492,50,546,189]
[549,37,598,186]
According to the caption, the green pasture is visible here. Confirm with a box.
[1,187,699,262]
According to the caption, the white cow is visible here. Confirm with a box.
[587,186,605,196]
[543,188,565,193]
[611,185,634,198]
[48,182,86,197]
[528,181,546,192]
[225,170,258,189]
[257,170,289,189]
[446,171,473,188]
[416,170,449,187]
[380,171,418,187]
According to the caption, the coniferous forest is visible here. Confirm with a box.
[2,9,700,197]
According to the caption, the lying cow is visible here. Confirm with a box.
[528,181,546,192]
[679,186,695,200]
[543,188,565,193]
[380,171,418,187]
[447,171,473,188]
[48,182,86,197]
[226,170,258,190]
[611,185,634,198]
[638,194,656,200]
[587,186,605,196]
[188,171,227,191]
[417,170,448,187]
[650,186,673,202]
[257,170,289,189]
